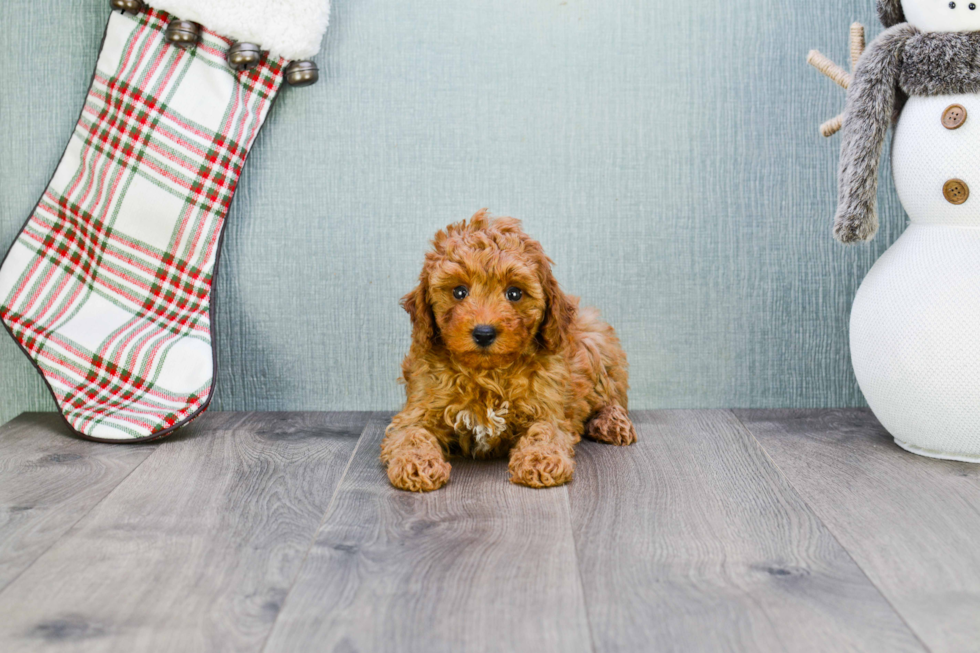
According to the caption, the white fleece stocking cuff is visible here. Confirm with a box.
[146,0,330,60]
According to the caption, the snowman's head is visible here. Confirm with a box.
[879,0,980,31]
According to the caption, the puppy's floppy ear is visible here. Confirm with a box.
[402,277,437,350]
[537,257,576,353]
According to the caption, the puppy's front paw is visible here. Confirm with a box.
[386,451,451,492]
[586,404,637,446]
[509,445,574,488]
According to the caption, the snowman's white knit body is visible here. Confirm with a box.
[850,2,980,461]
[852,96,980,461]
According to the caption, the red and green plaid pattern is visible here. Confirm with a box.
[0,8,286,440]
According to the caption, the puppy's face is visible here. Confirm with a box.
[429,250,546,369]
[403,211,574,370]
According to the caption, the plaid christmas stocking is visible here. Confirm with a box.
[0,1,329,442]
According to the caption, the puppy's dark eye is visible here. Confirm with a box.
[505,287,523,302]
[452,286,468,300]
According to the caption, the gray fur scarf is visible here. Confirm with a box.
[877,0,905,28]
[836,26,980,242]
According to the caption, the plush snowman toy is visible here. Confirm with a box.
[838,0,980,461]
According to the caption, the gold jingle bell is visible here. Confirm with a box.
[110,0,144,12]
[228,42,263,72]
[165,20,201,50]
[285,61,319,87]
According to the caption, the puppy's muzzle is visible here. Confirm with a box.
[471,325,497,348]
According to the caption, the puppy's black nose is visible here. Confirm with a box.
[472,325,497,348]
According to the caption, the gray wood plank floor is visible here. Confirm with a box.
[736,409,980,653]
[0,412,367,653]
[0,414,157,593]
[0,409,975,652]
[264,415,591,653]
[570,410,924,653]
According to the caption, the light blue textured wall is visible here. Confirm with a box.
[0,0,906,425]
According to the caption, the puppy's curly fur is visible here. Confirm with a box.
[382,210,636,492]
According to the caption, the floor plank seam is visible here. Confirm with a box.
[256,412,375,653]
[0,439,160,597]
[727,410,934,653]
[564,487,599,653]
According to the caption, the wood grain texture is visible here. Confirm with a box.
[0,412,368,653]
[736,409,980,653]
[0,413,156,593]
[569,410,925,653]
[264,414,592,653]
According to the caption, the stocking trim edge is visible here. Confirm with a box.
[146,0,331,60]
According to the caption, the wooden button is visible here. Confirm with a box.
[942,104,967,130]
[944,179,970,205]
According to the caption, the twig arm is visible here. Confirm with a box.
[850,23,865,70]
[821,114,844,138]
[808,50,852,89]
[808,23,865,138]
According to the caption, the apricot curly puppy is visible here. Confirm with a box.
[382,210,636,491]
